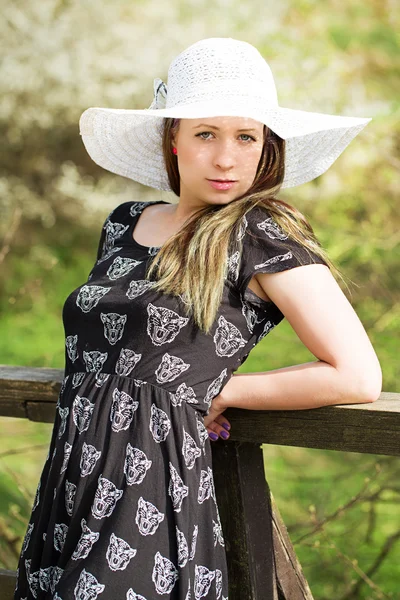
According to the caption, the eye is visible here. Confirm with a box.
[195,131,214,140]
[239,134,257,142]
[194,131,257,142]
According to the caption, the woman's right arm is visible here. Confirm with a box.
[216,263,382,411]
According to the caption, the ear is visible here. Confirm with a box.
[170,124,179,149]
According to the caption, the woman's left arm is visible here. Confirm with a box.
[213,263,382,414]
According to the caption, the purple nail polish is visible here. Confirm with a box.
[209,432,218,441]
[220,430,229,439]
[222,422,230,431]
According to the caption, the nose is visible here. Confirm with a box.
[212,140,236,171]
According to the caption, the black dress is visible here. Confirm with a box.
[14,200,328,600]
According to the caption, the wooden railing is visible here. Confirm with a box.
[0,364,398,600]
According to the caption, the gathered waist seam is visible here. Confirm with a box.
[63,370,207,411]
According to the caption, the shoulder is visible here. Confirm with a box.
[240,203,299,258]
[101,201,146,227]
[234,202,329,295]
[101,200,169,226]
[242,202,324,259]
[242,204,289,244]
[95,201,144,261]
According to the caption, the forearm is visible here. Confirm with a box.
[219,360,378,411]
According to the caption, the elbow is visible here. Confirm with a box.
[338,362,383,404]
[358,380,382,403]
[351,368,383,404]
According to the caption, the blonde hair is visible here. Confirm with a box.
[145,118,344,334]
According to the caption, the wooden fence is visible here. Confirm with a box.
[0,364,399,600]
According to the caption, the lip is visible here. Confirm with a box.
[207,179,238,191]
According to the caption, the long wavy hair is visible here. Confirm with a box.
[146,118,342,334]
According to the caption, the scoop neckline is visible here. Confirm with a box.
[127,200,171,251]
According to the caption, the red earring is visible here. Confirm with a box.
[172,147,178,155]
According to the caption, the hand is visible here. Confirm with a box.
[203,375,235,441]
[203,401,231,442]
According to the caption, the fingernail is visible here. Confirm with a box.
[222,422,230,431]
[220,430,229,439]
[209,432,218,441]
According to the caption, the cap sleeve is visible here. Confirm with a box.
[236,205,330,300]
[95,201,134,261]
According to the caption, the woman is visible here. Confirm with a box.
[14,38,382,599]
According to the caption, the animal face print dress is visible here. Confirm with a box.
[14,200,328,599]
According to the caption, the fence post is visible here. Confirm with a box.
[212,440,278,599]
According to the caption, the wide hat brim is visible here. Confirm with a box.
[79,100,371,191]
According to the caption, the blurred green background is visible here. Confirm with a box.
[0,1,399,598]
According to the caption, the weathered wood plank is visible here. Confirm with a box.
[0,568,16,600]
[0,364,62,421]
[1,366,399,456]
[223,400,400,456]
[270,494,314,599]
[212,440,277,599]
[212,441,315,599]
[0,364,62,402]
[0,397,27,419]
[26,401,57,423]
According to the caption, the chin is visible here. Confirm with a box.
[205,196,236,206]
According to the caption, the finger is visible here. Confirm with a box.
[207,422,223,435]
[207,417,230,432]
[207,423,230,441]
[214,415,231,431]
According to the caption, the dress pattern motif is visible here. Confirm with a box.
[14,200,328,599]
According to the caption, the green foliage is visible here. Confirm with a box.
[0,418,52,567]
[263,446,400,598]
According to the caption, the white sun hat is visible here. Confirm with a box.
[79,37,371,191]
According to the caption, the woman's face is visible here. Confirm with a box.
[172,116,265,207]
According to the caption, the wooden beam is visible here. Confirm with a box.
[0,365,63,398]
[223,392,400,456]
[0,364,62,420]
[1,366,399,455]
[212,441,315,599]
[0,569,17,600]
[212,440,277,599]
[270,494,314,599]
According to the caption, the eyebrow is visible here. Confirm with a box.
[192,124,258,132]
